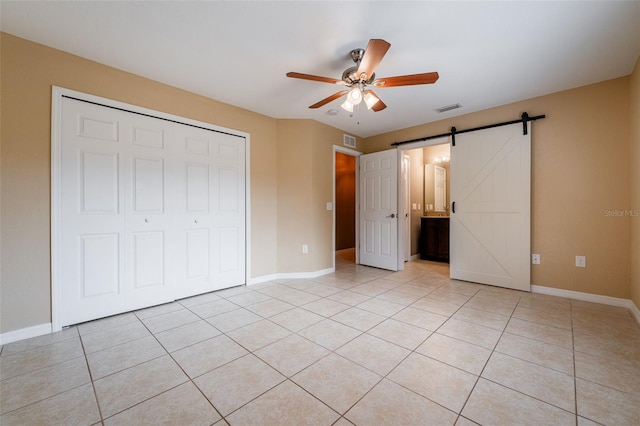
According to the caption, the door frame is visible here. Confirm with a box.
[332,145,362,268]
[51,86,251,331]
[402,154,411,262]
[395,137,450,271]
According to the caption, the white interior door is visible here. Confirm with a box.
[359,149,398,271]
[450,122,531,291]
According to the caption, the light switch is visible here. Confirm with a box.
[326,202,333,211]
[412,203,417,210]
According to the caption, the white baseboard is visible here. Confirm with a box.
[630,302,640,326]
[2,268,337,345]
[248,267,335,286]
[531,285,640,324]
[247,273,278,286]
[0,323,52,345]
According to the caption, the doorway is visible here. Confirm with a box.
[334,147,360,266]
[399,139,450,266]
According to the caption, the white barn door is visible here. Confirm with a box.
[56,94,245,327]
[359,149,398,271]
[449,122,531,291]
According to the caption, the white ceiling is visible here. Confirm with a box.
[2,1,639,138]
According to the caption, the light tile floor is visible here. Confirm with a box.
[2,249,640,425]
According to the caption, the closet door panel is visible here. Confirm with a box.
[59,98,126,326]
[124,116,174,310]
[132,231,165,288]
[173,127,216,299]
[211,133,245,288]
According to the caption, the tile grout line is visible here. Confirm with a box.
[78,330,106,423]
[455,291,521,423]
[570,300,579,426]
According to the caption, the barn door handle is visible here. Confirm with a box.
[451,202,455,214]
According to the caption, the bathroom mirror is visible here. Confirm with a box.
[424,164,447,212]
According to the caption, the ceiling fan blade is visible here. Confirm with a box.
[356,39,391,81]
[372,100,387,112]
[362,89,386,112]
[309,90,349,109]
[286,72,345,85]
[367,90,387,112]
[373,72,439,88]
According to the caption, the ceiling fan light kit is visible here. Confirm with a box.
[286,39,439,113]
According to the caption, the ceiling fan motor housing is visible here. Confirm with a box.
[342,48,376,85]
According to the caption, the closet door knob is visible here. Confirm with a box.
[194,219,199,224]
[144,218,150,223]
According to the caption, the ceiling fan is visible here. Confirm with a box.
[286,39,439,113]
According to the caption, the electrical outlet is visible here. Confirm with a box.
[532,254,540,265]
[575,255,586,268]
[302,244,308,254]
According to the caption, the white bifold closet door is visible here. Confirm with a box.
[58,97,245,327]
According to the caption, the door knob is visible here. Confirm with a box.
[387,213,396,219]
[144,218,150,223]
[194,219,199,224]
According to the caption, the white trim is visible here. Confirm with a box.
[0,323,52,345]
[532,285,640,323]
[273,267,335,280]
[630,302,640,326]
[247,268,335,286]
[402,154,411,263]
[50,86,251,332]
[247,274,279,286]
[51,88,64,332]
[531,285,630,308]
[245,132,252,288]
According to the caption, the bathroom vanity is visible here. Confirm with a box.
[420,216,450,262]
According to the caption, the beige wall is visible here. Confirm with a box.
[276,120,314,272]
[630,58,640,308]
[276,120,357,273]
[310,121,352,271]
[365,77,632,299]
[0,33,279,333]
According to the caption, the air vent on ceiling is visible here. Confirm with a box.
[343,134,356,148]
[435,103,462,113]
